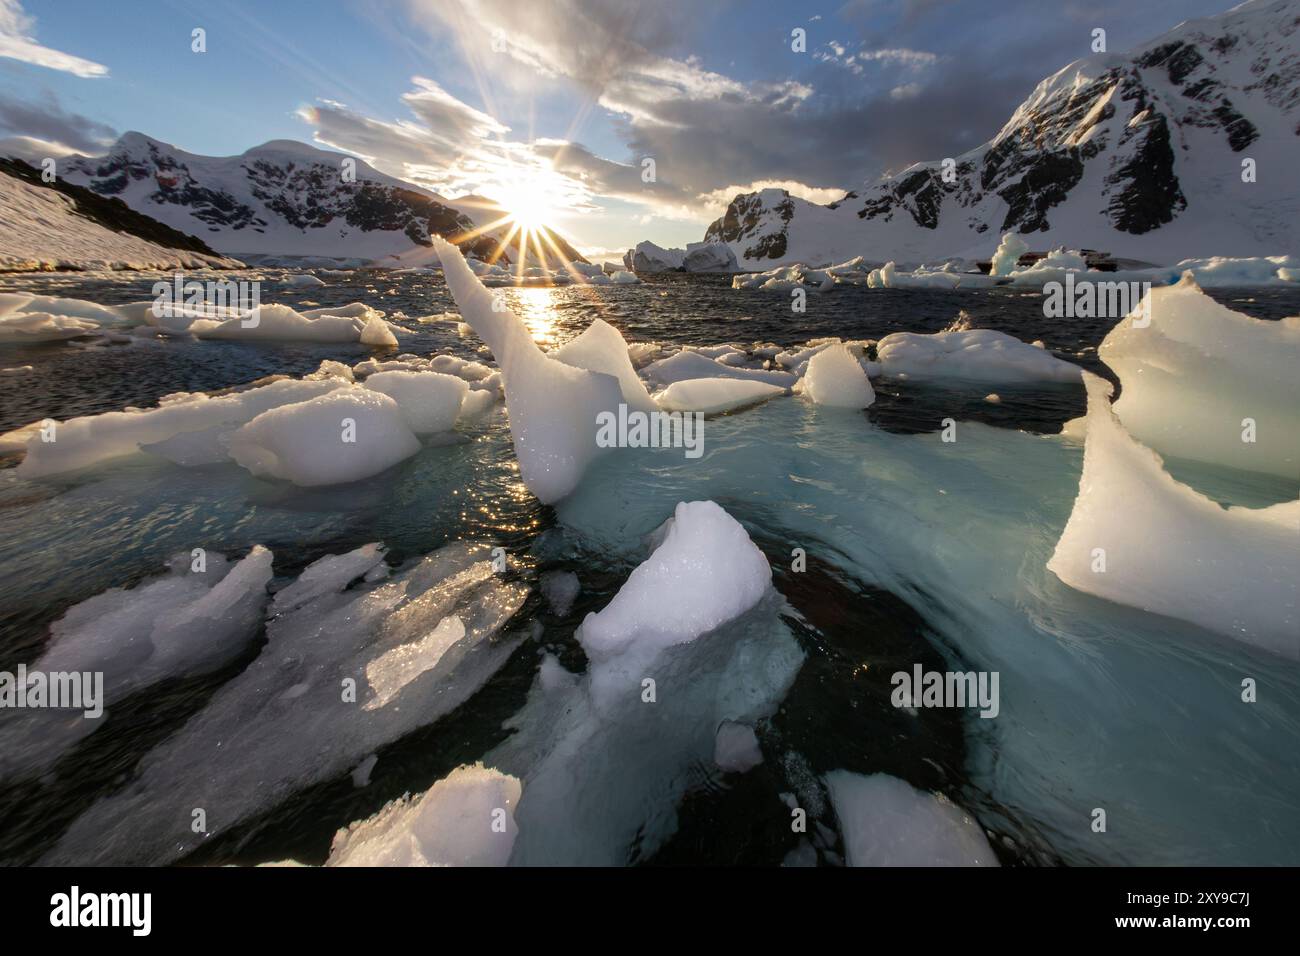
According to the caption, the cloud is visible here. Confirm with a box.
[310,0,1232,237]
[695,179,848,216]
[0,0,108,77]
[0,89,116,153]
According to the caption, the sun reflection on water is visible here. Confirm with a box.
[513,286,560,346]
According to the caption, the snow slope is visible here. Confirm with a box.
[0,164,240,272]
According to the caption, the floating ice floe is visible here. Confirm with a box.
[654,377,786,415]
[165,301,398,346]
[327,763,521,867]
[0,292,401,346]
[728,232,1298,293]
[577,500,774,707]
[16,378,346,476]
[44,541,528,865]
[1098,274,1300,478]
[1048,373,1299,659]
[0,546,273,780]
[801,343,876,408]
[642,349,796,388]
[270,543,387,615]
[230,388,421,487]
[279,273,326,288]
[825,771,998,866]
[489,499,802,864]
[0,292,123,342]
[434,236,625,503]
[9,353,495,482]
[877,327,1081,383]
[464,256,641,287]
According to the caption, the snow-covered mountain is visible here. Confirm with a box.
[702,0,1299,269]
[58,133,583,265]
[0,157,241,272]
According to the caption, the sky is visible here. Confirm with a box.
[0,0,1240,258]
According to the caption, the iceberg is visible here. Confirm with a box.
[1047,373,1299,658]
[433,236,624,503]
[1099,274,1300,478]
[989,232,1029,276]
[490,500,802,864]
[577,500,773,707]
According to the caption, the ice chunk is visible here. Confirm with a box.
[0,546,272,779]
[552,319,655,412]
[989,232,1028,276]
[802,343,876,408]
[271,543,386,615]
[280,273,326,288]
[433,236,623,503]
[1048,373,1299,658]
[362,370,468,435]
[492,502,800,865]
[43,542,528,865]
[825,771,998,866]
[578,500,772,706]
[1099,274,1300,478]
[642,350,796,388]
[713,720,763,772]
[328,763,521,867]
[182,302,395,344]
[654,378,786,414]
[540,570,580,616]
[359,315,399,346]
[877,328,1081,383]
[229,388,421,487]
[0,310,99,342]
[18,378,346,477]
[456,388,497,424]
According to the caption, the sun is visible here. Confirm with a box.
[490,180,558,234]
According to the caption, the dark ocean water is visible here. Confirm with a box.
[0,270,1297,867]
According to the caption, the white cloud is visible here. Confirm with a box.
[890,83,922,100]
[0,0,108,77]
[695,179,847,217]
[858,48,939,68]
